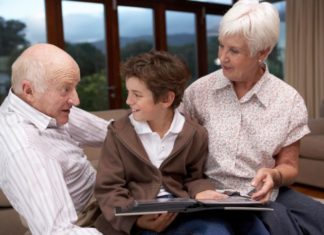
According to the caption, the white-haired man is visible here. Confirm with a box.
[0,43,110,234]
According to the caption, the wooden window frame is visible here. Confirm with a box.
[45,0,230,109]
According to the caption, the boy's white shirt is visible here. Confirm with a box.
[129,109,185,197]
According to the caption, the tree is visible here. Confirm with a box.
[65,42,105,76]
[0,17,29,56]
[169,43,199,81]
[64,42,108,111]
[120,40,153,61]
[0,17,29,105]
[77,71,109,111]
[207,35,221,74]
[267,45,284,79]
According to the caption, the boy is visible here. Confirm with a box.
[94,51,268,235]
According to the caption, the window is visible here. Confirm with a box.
[62,1,108,111]
[1,0,233,107]
[267,1,286,80]
[0,0,46,104]
[166,11,198,80]
[206,14,222,73]
[118,6,154,105]
[118,6,154,61]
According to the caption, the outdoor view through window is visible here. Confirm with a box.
[0,0,286,110]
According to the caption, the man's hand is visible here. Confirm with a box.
[136,213,178,232]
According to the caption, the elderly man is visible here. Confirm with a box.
[0,43,110,234]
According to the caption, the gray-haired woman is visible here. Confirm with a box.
[181,0,324,234]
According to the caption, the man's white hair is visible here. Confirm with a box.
[11,54,49,94]
[11,43,78,95]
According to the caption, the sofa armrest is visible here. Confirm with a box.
[307,118,324,135]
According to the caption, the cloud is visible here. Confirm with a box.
[118,7,154,37]
[63,13,105,43]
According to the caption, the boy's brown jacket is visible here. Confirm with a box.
[95,113,215,235]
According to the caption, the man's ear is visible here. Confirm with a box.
[21,80,34,102]
[161,91,175,108]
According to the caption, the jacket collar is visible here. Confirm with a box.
[110,112,196,164]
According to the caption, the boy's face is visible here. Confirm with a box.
[126,76,165,122]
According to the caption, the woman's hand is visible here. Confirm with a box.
[250,167,277,203]
[136,213,178,232]
[251,141,300,203]
[195,190,228,200]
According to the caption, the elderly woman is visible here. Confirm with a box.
[181,0,324,234]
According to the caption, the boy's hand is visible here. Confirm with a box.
[195,190,228,200]
[136,213,178,232]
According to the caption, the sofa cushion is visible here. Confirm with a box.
[320,99,324,117]
[91,109,128,121]
[307,118,324,135]
[0,190,11,207]
[300,135,324,161]
[84,109,128,163]
[85,146,102,165]
[0,207,27,234]
[296,158,324,188]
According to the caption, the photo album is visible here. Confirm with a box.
[115,196,273,216]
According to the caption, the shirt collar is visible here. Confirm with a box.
[5,89,58,130]
[129,109,185,135]
[213,65,272,108]
[212,70,232,91]
[240,64,271,108]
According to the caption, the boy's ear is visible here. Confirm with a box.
[161,91,175,108]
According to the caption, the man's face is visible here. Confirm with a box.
[32,67,80,126]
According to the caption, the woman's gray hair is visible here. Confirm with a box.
[11,52,49,94]
[219,0,280,57]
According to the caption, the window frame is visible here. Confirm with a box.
[45,0,231,108]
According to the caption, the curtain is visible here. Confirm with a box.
[285,0,324,118]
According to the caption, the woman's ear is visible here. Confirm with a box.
[161,91,175,108]
[258,47,271,62]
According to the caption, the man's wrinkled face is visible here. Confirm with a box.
[32,66,80,125]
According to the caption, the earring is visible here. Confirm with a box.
[214,58,221,66]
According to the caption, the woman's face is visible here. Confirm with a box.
[218,34,260,83]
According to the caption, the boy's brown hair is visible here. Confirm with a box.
[121,50,191,109]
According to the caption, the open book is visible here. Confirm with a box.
[115,196,273,216]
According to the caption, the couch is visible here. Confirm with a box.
[0,109,128,235]
[296,116,324,189]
